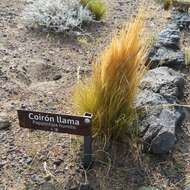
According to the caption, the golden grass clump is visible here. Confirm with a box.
[74,13,149,140]
[185,47,190,66]
[80,0,106,20]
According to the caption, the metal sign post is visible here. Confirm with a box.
[83,113,93,169]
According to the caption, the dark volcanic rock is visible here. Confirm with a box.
[136,90,168,107]
[158,24,180,50]
[136,67,185,154]
[53,74,62,81]
[79,183,91,190]
[148,24,185,70]
[174,12,190,30]
[140,67,185,101]
[142,108,184,154]
[149,46,184,70]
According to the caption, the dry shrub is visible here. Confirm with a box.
[22,0,94,33]
[74,13,150,140]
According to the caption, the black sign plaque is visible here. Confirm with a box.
[17,110,93,169]
[17,110,92,136]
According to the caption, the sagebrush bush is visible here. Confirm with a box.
[74,13,150,140]
[23,0,94,32]
[80,0,106,20]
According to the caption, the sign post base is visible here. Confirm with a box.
[83,135,93,169]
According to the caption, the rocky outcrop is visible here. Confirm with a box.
[157,23,180,50]
[136,67,185,154]
[149,24,184,70]
[149,46,184,70]
[174,12,190,30]
[140,67,185,101]
[142,11,189,154]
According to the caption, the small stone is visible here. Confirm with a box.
[79,183,91,190]
[25,157,33,164]
[0,113,10,130]
[0,186,6,190]
[70,186,78,190]
[149,47,184,70]
[0,161,6,168]
[40,182,56,190]
[53,158,63,166]
[53,75,62,81]
[158,23,180,50]
[44,174,51,181]
[174,12,190,30]
[139,186,160,190]
[31,174,45,184]
[140,67,185,101]
[136,67,185,154]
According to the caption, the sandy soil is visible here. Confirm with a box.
[1,0,188,190]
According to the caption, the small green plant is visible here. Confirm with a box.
[80,0,106,20]
[164,0,172,9]
[157,0,190,11]
[185,47,190,66]
[156,0,172,10]
[74,13,150,140]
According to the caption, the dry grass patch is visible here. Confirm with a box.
[74,13,150,141]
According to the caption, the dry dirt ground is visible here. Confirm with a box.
[0,0,190,190]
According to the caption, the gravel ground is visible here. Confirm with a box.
[0,0,186,189]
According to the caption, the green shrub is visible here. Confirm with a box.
[80,0,106,20]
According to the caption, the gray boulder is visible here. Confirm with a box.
[174,12,190,30]
[158,24,180,50]
[148,23,185,70]
[140,67,185,101]
[136,67,185,154]
[149,46,184,70]
[142,107,184,154]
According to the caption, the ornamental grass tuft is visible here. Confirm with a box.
[74,13,150,140]
[80,0,106,20]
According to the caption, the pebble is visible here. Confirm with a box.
[40,182,56,190]
[53,75,62,81]
[79,183,91,190]
[0,113,10,130]
[25,157,33,165]
[53,158,63,166]
[0,186,5,190]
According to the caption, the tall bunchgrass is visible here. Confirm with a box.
[74,13,149,140]
[80,0,106,20]
[185,47,190,66]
